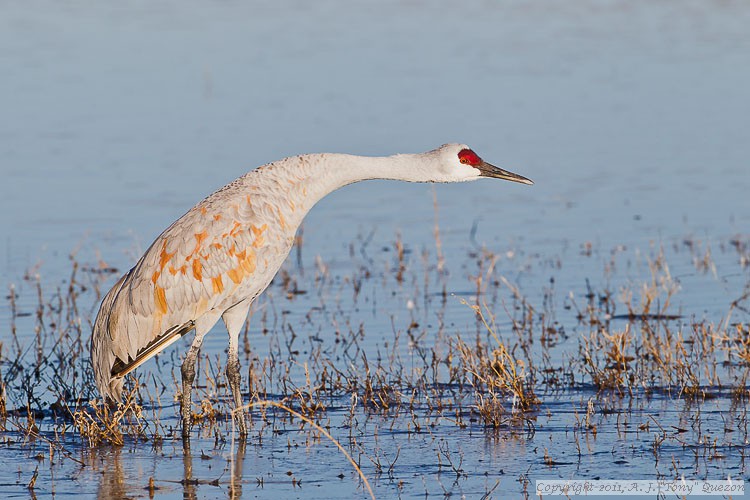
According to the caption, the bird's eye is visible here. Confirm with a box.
[457,149,481,166]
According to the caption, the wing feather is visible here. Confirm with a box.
[91,182,288,399]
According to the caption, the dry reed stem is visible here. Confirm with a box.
[4,417,84,466]
[462,298,538,408]
[72,381,145,447]
[232,400,375,500]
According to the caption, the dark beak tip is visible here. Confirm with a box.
[477,161,533,185]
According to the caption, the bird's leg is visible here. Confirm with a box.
[180,331,207,439]
[223,301,251,437]
[226,346,247,436]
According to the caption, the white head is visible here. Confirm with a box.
[426,143,534,184]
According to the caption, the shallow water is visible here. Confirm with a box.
[1,1,749,498]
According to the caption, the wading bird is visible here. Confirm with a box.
[91,143,533,437]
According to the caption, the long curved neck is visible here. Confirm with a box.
[245,152,432,232]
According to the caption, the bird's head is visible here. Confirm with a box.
[429,143,534,185]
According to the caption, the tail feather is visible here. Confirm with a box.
[91,273,128,400]
[91,270,195,401]
[110,320,195,379]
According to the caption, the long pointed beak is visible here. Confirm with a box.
[477,161,534,185]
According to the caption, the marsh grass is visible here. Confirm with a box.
[0,231,748,495]
[72,383,147,447]
[453,300,539,427]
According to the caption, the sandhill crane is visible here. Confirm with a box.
[91,143,533,437]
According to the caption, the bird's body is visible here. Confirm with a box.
[91,143,532,437]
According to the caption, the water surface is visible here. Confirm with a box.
[1,1,749,498]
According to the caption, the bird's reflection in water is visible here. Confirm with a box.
[93,447,127,499]
[91,435,247,499]
[182,438,197,500]
[182,435,247,499]
[229,437,247,499]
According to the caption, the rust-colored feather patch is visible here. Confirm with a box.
[192,259,203,281]
[276,207,287,230]
[227,267,243,284]
[241,249,257,273]
[251,224,267,237]
[230,221,242,237]
[154,285,168,314]
[194,230,208,248]
[212,275,224,294]
[159,240,176,270]
[251,224,267,248]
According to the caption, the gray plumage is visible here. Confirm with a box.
[90,143,533,437]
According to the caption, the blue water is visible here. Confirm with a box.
[1,1,749,498]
